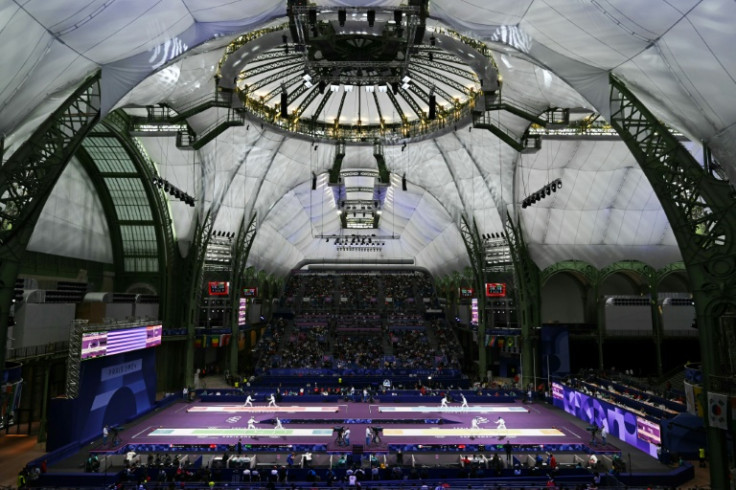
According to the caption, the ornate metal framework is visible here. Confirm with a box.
[228,213,258,375]
[184,212,214,386]
[504,215,540,388]
[0,72,101,372]
[0,73,101,246]
[609,75,736,487]
[541,259,689,376]
[100,110,179,322]
[220,8,495,143]
[459,215,487,375]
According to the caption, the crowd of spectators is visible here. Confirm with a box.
[333,312,382,331]
[383,272,419,309]
[296,273,335,308]
[278,326,332,369]
[338,273,379,310]
[333,333,386,370]
[415,271,437,299]
[433,319,463,371]
[390,329,434,369]
[257,270,466,376]
[253,318,287,370]
[387,312,424,328]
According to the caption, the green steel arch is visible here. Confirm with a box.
[96,110,179,323]
[73,147,126,272]
[610,75,736,487]
[540,260,598,287]
[0,73,102,373]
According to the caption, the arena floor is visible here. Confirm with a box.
[106,398,619,451]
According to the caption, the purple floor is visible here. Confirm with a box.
[112,399,615,452]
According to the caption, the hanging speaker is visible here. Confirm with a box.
[402,175,407,191]
[338,9,346,26]
[394,10,402,24]
[367,10,375,27]
[308,8,317,25]
[280,91,288,118]
[312,173,317,190]
[428,95,436,120]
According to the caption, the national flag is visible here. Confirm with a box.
[708,392,728,430]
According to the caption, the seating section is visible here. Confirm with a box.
[257,270,458,378]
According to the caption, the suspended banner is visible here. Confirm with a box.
[194,334,232,349]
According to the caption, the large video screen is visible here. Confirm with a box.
[552,382,564,401]
[459,287,474,299]
[238,298,247,326]
[485,283,506,297]
[81,324,162,361]
[553,384,658,457]
[208,281,229,296]
[636,417,661,445]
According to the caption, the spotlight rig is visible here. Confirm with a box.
[521,178,562,209]
[152,176,196,207]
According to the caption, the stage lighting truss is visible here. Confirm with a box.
[152,176,196,206]
[521,178,562,209]
[318,233,399,252]
[481,233,512,270]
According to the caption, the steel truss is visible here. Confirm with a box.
[0,73,101,373]
[504,215,540,389]
[184,212,214,387]
[609,75,736,488]
[101,111,179,324]
[459,215,487,375]
[409,64,471,95]
[228,214,258,375]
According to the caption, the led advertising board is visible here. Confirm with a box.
[81,324,162,361]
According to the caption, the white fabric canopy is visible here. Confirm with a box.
[5,0,735,276]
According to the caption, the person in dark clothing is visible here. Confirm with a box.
[504,441,513,465]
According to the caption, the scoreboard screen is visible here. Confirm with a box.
[242,287,258,297]
[208,281,229,296]
[459,287,474,298]
[81,324,162,360]
[485,283,506,297]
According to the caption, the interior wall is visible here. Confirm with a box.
[600,273,642,296]
[541,273,585,324]
[13,303,76,348]
[19,251,114,292]
[604,297,652,332]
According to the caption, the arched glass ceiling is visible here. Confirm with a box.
[82,132,161,272]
